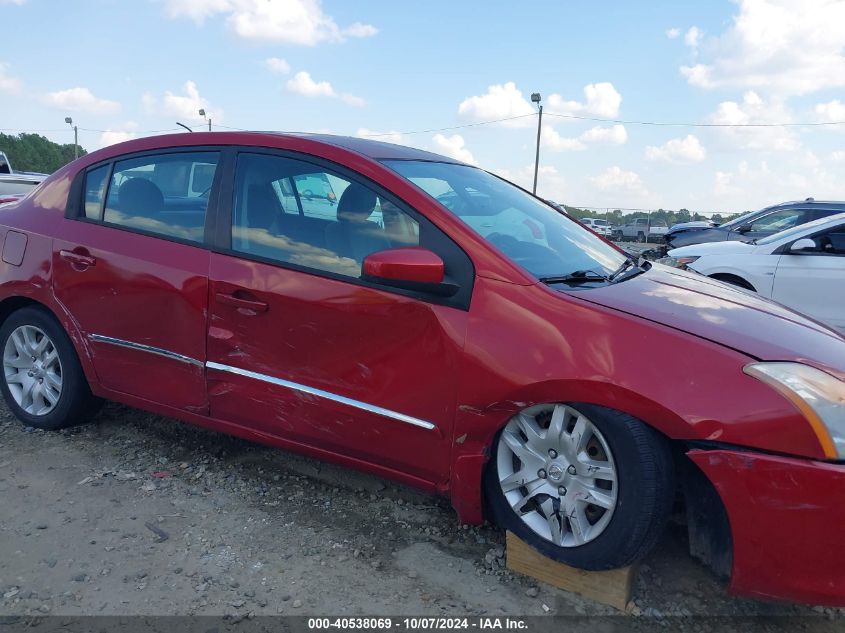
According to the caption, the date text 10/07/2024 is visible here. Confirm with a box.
[307,618,529,630]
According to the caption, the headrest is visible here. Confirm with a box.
[337,183,377,223]
[118,178,164,216]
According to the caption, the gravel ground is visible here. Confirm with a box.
[1,401,843,632]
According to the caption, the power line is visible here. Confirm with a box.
[544,111,845,127]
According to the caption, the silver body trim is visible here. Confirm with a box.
[207,361,436,431]
[88,334,204,367]
[87,333,435,431]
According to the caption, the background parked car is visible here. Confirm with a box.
[0,151,47,197]
[664,199,845,252]
[579,217,611,237]
[613,217,668,243]
[660,212,845,333]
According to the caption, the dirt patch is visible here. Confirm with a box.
[0,402,841,630]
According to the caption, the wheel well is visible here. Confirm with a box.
[674,445,733,580]
[477,405,733,579]
[708,273,756,292]
[0,296,48,327]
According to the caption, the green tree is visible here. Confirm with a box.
[0,133,87,174]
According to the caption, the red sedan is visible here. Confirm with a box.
[1,132,844,606]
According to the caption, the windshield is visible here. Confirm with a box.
[384,161,627,278]
[719,209,758,229]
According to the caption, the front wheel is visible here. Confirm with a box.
[485,403,674,570]
[0,306,101,430]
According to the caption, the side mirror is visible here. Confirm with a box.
[362,248,458,297]
[736,224,752,234]
[789,238,817,253]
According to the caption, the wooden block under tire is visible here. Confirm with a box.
[506,531,635,611]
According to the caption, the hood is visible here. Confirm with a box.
[668,241,757,257]
[573,264,845,380]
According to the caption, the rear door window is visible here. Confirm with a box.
[102,152,219,243]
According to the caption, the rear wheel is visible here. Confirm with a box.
[637,232,646,243]
[0,306,100,429]
[485,403,674,570]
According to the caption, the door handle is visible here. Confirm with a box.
[59,249,96,269]
[215,291,269,313]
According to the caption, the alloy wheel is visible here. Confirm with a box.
[3,325,63,416]
[497,404,618,547]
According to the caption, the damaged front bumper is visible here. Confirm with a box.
[689,448,845,607]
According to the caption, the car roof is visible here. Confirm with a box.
[289,134,464,163]
[761,199,845,211]
[77,131,467,172]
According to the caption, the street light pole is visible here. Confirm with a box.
[64,117,78,160]
[531,93,542,195]
[199,109,211,131]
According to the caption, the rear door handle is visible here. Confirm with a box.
[215,291,269,313]
[59,249,96,269]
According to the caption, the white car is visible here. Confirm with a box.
[579,217,611,236]
[660,212,845,333]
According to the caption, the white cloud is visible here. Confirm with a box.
[546,82,622,118]
[356,128,404,144]
[815,99,845,130]
[0,0,27,4]
[458,81,623,130]
[645,135,707,163]
[679,0,845,96]
[713,158,838,207]
[494,164,566,200]
[579,124,627,144]
[145,80,222,123]
[340,93,366,107]
[707,91,800,151]
[590,166,648,197]
[162,0,377,46]
[833,150,845,162]
[432,134,477,165]
[684,26,703,48]
[286,71,365,107]
[263,57,290,74]
[0,62,22,95]
[43,87,120,115]
[458,82,535,127]
[666,27,681,39]
[99,123,139,148]
[287,71,335,97]
[541,124,627,152]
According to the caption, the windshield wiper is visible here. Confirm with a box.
[609,259,635,281]
[539,270,610,285]
[609,258,645,283]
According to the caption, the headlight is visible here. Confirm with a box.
[656,255,699,269]
[744,362,845,459]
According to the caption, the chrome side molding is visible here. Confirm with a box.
[207,361,437,431]
[89,334,204,367]
[87,333,436,431]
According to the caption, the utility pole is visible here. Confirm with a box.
[199,108,211,131]
[531,93,542,195]
[64,117,78,160]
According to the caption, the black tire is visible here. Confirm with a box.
[637,232,646,243]
[0,306,101,430]
[485,403,674,570]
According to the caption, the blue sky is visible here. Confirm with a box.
[1,0,843,214]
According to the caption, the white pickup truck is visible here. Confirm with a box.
[612,217,669,243]
[0,151,47,199]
